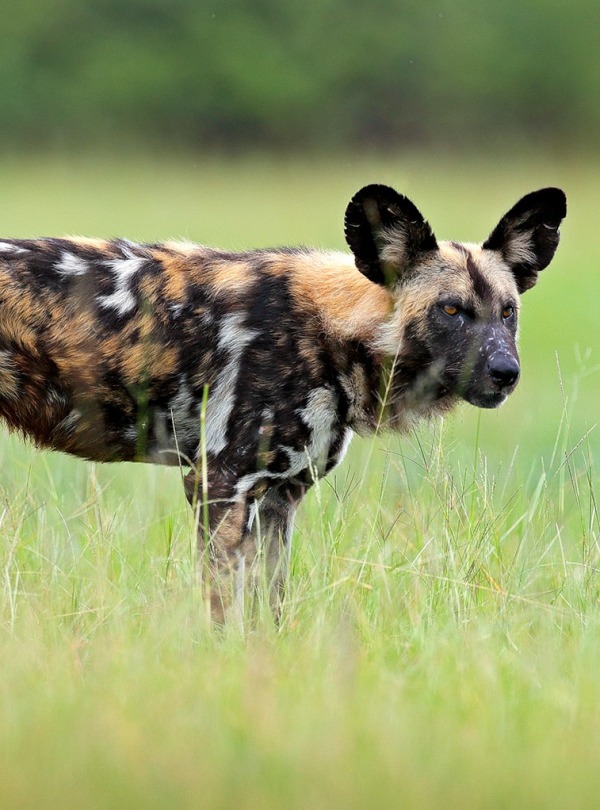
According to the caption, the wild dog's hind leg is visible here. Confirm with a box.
[251,483,306,622]
[183,468,254,627]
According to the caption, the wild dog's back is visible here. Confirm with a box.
[0,238,382,469]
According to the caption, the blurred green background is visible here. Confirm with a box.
[3,0,600,152]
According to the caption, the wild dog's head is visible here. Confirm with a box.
[345,184,567,410]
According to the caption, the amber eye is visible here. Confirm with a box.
[443,304,459,316]
[502,306,514,320]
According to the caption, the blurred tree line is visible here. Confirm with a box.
[1,0,598,151]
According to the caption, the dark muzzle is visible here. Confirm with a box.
[488,354,520,390]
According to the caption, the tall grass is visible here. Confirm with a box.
[0,150,598,807]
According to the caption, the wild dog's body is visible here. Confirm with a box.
[0,185,566,622]
[0,241,379,465]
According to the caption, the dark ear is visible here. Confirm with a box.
[482,187,567,293]
[344,184,438,286]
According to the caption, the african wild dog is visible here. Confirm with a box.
[0,185,566,623]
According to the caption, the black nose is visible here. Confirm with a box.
[488,356,520,388]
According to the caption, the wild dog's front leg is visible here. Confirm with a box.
[251,483,306,621]
[183,469,253,626]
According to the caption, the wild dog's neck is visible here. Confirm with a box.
[336,303,457,435]
[288,252,392,343]
[286,252,455,433]
[337,332,450,436]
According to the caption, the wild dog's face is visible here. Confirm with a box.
[345,184,567,409]
[411,242,522,408]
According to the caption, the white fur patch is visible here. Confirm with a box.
[0,242,28,255]
[234,386,339,496]
[56,252,89,277]
[246,499,260,532]
[98,255,145,316]
[165,377,202,457]
[133,377,205,464]
[283,387,337,474]
[334,427,354,466]
[204,313,257,455]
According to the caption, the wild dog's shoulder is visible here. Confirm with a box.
[265,248,394,342]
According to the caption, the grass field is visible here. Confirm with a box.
[0,149,599,808]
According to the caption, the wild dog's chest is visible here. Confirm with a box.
[276,386,351,477]
[227,386,354,497]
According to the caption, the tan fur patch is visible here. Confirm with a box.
[206,259,255,297]
[284,252,392,342]
[66,236,111,252]
[146,251,191,303]
[162,240,204,255]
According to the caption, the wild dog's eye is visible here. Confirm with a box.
[502,305,515,320]
[442,304,459,317]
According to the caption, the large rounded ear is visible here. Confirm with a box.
[344,184,438,286]
[482,187,567,293]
